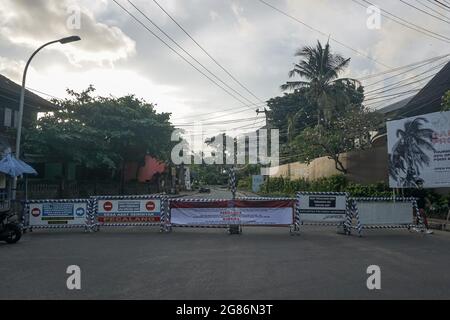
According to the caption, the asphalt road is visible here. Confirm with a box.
[1,188,449,300]
[183,186,253,199]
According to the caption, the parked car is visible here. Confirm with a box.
[199,187,211,193]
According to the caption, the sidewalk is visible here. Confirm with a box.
[428,218,450,231]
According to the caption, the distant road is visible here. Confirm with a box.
[180,186,257,199]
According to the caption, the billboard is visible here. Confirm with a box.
[96,198,161,223]
[387,111,450,188]
[28,201,88,227]
[170,199,294,226]
[297,193,347,223]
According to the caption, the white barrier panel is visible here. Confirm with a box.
[170,199,295,226]
[350,198,418,235]
[93,195,163,225]
[26,199,90,229]
[356,201,413,226]
[297,192,348,224]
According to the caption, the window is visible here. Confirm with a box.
[4,108,12,127]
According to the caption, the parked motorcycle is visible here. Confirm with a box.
[0,210,22,244]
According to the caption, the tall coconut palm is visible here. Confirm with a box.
[390,117,436,187]
[281,40,358,125]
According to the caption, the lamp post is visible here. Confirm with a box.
[12,36,81,199]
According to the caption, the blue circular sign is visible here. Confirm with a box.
[75,207,85,217]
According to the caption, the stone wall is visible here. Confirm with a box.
[270,146,389,184]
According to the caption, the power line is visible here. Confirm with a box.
[358,53,450,81]
[255,0,392,68]
[173,103,266,124]
[399,0,450,24]
[364,60,448,96]
[171,103,264,122]
[174,116,261,127]
[111,0,254,108]
[151,0,265,104]
[126,0,258,107]
[177,55,446,122]
[364,88,422,101]
[362,54,450,86]
[180,119,266,137]
[415,0,450,20]
[433,0,450,10]
[352,0,450,43]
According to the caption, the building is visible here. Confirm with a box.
[0,73,55,152]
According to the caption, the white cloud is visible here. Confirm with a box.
[0,56,25,82]
[0,0,136,66]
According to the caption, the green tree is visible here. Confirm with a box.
[290,107,382,173]
[24,86,174,188]
[281,40,363,125]
[266,89,317,144]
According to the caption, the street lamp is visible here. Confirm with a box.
[12,36,81,199]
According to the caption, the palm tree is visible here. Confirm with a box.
[390,117,436,187]
[281,40,359,125]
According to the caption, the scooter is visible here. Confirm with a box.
[0,210,22,244]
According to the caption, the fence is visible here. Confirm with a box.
[349,197,423,236]
[16,180,159,200]
[23,199,90,230]
[295,192,352,235]
[90,195,168,232]
[21,193,428,238]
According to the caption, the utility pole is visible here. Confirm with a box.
[256,107,269,128]
[256,107,271,189]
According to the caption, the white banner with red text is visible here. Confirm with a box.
[170,199,295,226]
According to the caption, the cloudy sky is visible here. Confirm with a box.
[0,0,449,135]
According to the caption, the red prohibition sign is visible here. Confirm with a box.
[103,201,113,211]
[145,201,155,211]
[31,208,41,217]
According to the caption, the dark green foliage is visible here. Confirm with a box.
[24,86,174,178]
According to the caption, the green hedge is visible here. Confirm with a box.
[259,175,393,197]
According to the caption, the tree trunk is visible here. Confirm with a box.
[120,161,125,195]
[331,155,347,174]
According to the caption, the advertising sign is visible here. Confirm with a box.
[96,198,161,223]
[387,110,450,188]
[298,193,347,223]
[28,201,88,227]
[171,199,294,226]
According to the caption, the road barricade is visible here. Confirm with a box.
[168,197,296,234]
[91,195,168,232]
[295,192,352,235]
[349,197,423,236]
[24,199,91,231]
